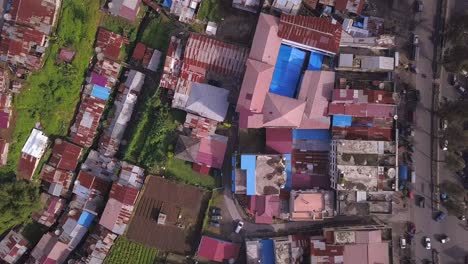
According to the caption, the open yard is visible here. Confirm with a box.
[126,176,209,254]
[2,0,101,176]
[105,236,158,264]
[166,158,218,189]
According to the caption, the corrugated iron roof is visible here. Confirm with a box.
[278,15,342,54]
[95,28,129,60]
[48,139,82,171]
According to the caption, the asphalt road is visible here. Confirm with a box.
[410,0,468,263]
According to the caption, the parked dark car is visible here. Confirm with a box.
[209,221,220,227]
[435,211,446,222]
[417,195,425,208]
[210,207,221,215]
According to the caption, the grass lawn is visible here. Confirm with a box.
[1,0,101,177]
[141,13,175,51]
[165,158,217,189]
[105,236,158,264]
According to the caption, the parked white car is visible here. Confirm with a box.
[235,221,244,233]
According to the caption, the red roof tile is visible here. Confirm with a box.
[49,139,82,171]
[278,15,342,54]
[197,236,240,262]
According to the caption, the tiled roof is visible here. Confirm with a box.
[278,15,342,54]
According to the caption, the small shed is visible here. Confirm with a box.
[206,22,218,36]
[58,48,76,63]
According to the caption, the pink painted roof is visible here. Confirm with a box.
[344,244,368,264]
[249,13,282,65]
[250,195,280,224]
[196,135,228,169]
[263,93,306,127]
[278,15,342,54]
[298,71,334,128]
[367,242,390,264]
[238,108,265,129]
[293,193,323,212]
[266,128,292,154]
[198,236,240,262]
[47,242,70,263]
[355,230,382,244]
[237,59,274,114]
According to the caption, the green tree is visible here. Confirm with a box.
[197,0,221,22]
[0,181,40,234]
[443,45,468,74]
[445,151,466,172]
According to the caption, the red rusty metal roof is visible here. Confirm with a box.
[9,0,57,32]
[40,164,74,196]
[95,28,129,60]
[49,140,83,171]
[335,0,364,15]
[17,154,39,181]
[278,15,342,54]
[109,182,139,205]
[132,42,146,61]
[69,95,107,148]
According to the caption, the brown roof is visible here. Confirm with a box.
[126,176,207,254]
[278,15,342,54]
[48,139,82,171]
[95,28,129,60]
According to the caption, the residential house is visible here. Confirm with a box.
[289,190,334,221]
[174,134,228,174]
[118,162,145,189]
[57,48,76,63]
[91,58,122,88]
[30,233,59,264]
[169,0,202,23]
[232,0,260,13]
[172,82,229,122]
[17,129,48,180]
[0,231,28,264]
[234,154,291,196]
[95,28,129,60]
[160,33,249,95]
[0,138,9,166]
[48,139,83,171]
[99,70,145,157]
[197,236,240,263]
[33,193,66,227]
[108,0,142,21]
[82,226,118,264]
[72,170,111,214]
[99,182,140,235]
[236,13,340,129]
[69,84,111,148]
[40,164,75,197]
[271,0,303,14]
[246,235,310,264]
[0,0,60,71]
[311,227,390,264]
[247,195,281,224]
[0,93,12,129]
[81,150,121,182]
[337,53,395,72]
[131,42,162,72]
[340,16,395,49]
[330,140,397,215]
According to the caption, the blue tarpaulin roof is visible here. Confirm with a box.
[269,44,306,98]
[241,155,257,195]
[91,84,110,101]
[163,0,172,8]
[333,115,352,127]
[307,52,324,71]
[78,211,95,228]
[292,129,330,141]
[285,154,292,190]
[399,165,408,181]
[261,239,275,264]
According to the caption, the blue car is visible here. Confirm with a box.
[435,211,446,222]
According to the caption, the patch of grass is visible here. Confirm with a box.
[0,0,100,177]
[141,13,175,51]
[197,0,221,22]
[123,90,184,173]
[165,158,217,189]
[105,237,158,264]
